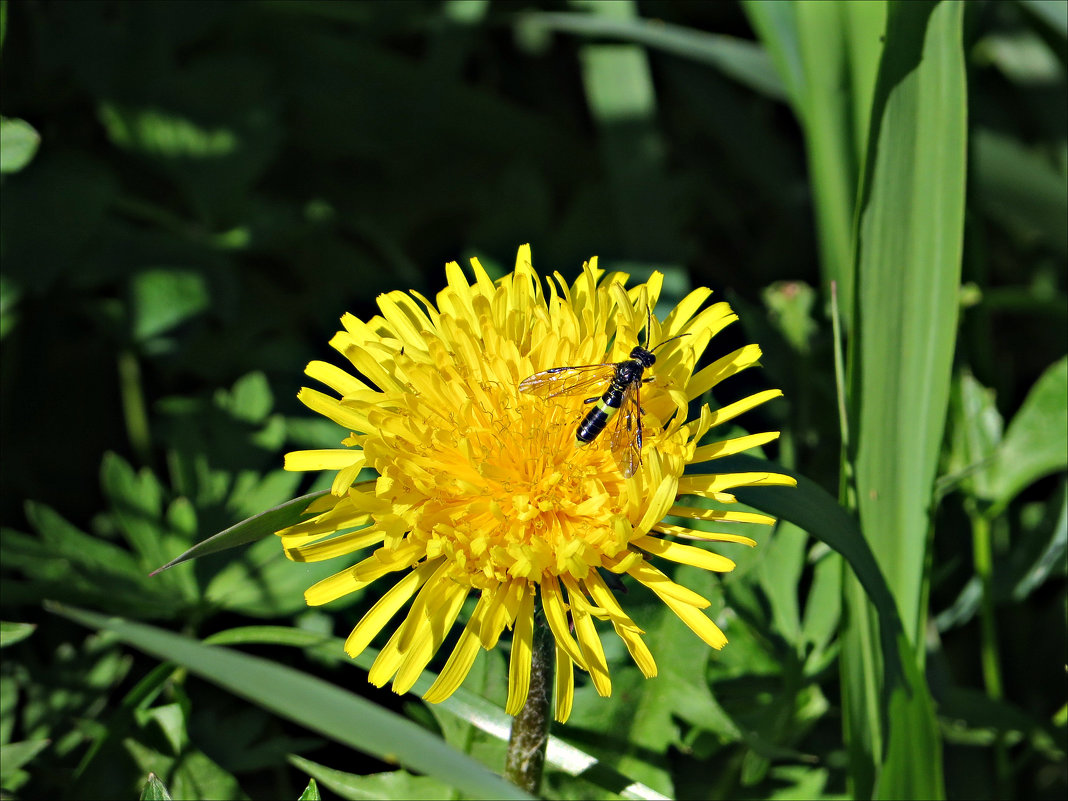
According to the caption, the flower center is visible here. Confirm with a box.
[363,361,631,588]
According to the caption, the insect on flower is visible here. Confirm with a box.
[518,311,688,478]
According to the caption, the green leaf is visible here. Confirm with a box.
[0,117,41,174]
[0,739,50,779]
[988,356,1068,510]
[744,0,887,329]
[576,0,681,262]
[758,521,807,646]
[128,268,211,342]
[52,605,533,800]
[843,1,967,797]
[297,776,322,801]
[513,10,786,100]
[723,451,946,800]
[0,621,37,648]
[140,773,173,801]
[152,489,328,575]
[973,128,1068,255]
[203,625,669,801]
[289,755,454,801]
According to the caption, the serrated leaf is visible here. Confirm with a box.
[0,739,50,779]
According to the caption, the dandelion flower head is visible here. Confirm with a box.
[279,245,794,722]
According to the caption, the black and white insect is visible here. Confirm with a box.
[518,315,688,478]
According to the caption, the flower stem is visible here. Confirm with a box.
[971,511,1009,794]
[504,619,554,793]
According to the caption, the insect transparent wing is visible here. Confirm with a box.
[609,381,643,478]
[518,363,617,400]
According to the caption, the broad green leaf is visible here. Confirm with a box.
[53,605,533,800]
[988,356,1068,510]
[800,549,842,674]
[0,117,40,174]
[0,621,36,648]
[844,1,967,797]
[152,489,327,575]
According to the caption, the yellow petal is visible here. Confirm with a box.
[303,542,424,605]
[667,505,777,526]
[554,646,575,724]
[539,576,588,670]
[632,534,737,573]
[690,431,780,464]
[653,522,757,547]
[304,360,373,396]
[286,525,386,563]
[628,560,712,608]
[367,624,406,687]
[344,560,439,658]
[393,579,469,695]
[686,344,763,399]
[563,578,611,697]
[331,456,368,496]
[705,389,783,427]
[678,471,796,495]
[658,592,728,649]
[284,449,363,472]
[505,589,536,716]
[297,387,369,431]
[422,593,493,704]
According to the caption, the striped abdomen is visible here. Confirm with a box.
[575,385,625,444]
[575,359,644,445]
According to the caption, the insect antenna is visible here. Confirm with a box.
[651,331,690,352]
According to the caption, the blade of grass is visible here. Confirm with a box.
[574,0,680,262]
[744,0,887,330]
[150,490,327,575]
[843,1,968,798]
[51,603,532,801]
[513,10,786,100]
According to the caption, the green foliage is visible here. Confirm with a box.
[2,1,1064,800]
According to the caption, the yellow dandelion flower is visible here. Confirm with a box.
[278,245,794,723]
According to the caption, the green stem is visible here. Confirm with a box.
[972,511,1009,792]
[504,620,554,794]
[118,349,152,466]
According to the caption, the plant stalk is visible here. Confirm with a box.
[504,619,553,794]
